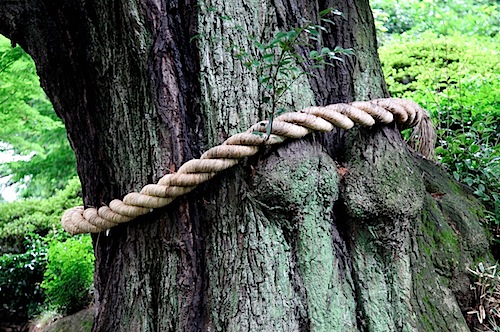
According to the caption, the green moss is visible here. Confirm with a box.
[421,296,439,330]
[420,197,462,270]
[277,156,356,330]
[250,143,358,331]
[411,183,491,330]
[422,242,432,258]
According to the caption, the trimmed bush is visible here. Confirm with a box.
[371,0,500,38]
[0,177,82,253]
[379,32,500,224]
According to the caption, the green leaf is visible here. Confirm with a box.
[307,28,320,36]
[254,42,265,51]
[470,144,480,153]
[321,47,331,54]
[259,76,271,83]
[329,55,344,62]
[278,70,290,78]
[262,53,274,63]
[287,30,298,39]
[321,18,335,25]
[334,46,354,55]
[435,146,446,154]
[279,59,293,66]
[189,34,203,42]
[319,8,334,17]
[274,31,287,40]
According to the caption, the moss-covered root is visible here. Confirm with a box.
[412,155,491,331]
[341,126,491,332]
[253,140,357,331]
[203,139,358,331]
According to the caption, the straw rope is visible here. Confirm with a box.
[62,98,436,235]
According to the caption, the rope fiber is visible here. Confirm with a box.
[62,98,436,235]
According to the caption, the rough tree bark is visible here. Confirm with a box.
[0,0,491,331]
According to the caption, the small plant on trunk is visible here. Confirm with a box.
[194,8,354,137]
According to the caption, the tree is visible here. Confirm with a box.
[0,0,491,331]
[0,36,76,198]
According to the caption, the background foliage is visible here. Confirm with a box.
[371,0,500,42]
[0,178,92,324]
[41,235,94,315]
[371,0,500,235]
[0,234,47,324]
[0,177,82,253]
[0,35,76,198]
[0,37,87,324]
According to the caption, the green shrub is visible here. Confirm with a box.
[0,177,82,253]
[0,177,88,321]
[0,231,94,323]
[0,234,47,323]
[379,32,500,224]
[380,33,500,113]
[41,235,94,315]
[371,0,500,38]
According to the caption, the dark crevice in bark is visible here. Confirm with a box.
[175,202,202,331]
[314,129,347,163]
[351,271,369,332]
[144,0,205,166]
[333,198,368,332]
[330,202,352,283]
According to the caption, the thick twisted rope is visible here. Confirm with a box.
[62,98,436,235]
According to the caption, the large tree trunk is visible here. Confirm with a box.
[0,0,491,331]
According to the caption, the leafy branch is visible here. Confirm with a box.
[229,8,354,136]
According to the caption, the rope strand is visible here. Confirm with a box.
[62,98,436,235]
